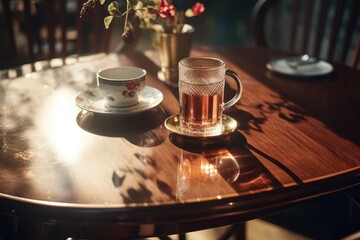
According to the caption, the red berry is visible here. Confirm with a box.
[80,0,96,21]
[122,28,134,44]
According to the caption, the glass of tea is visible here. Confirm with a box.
[178,57,243,137]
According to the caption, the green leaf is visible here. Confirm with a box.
[108,1,119,15]
[104,16,113,29]
[100,0,106,5]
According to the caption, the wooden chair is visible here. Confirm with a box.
[0,0,113,70]
[251,0,360,68]
[251,1,360,238]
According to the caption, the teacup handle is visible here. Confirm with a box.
[224,69,243,110]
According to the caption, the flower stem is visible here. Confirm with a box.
[124,0,131,31]
[174,11,185,33]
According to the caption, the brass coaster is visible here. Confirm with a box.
[164,114,238,138]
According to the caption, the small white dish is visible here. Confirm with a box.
[266,56,333,77]
[75,86,163,115]
[164,114,238,138]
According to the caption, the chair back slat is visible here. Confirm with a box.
[23,0,35,64]
[314,0,331,58]
[1,0,17,66]
[251,0,275,48]
[60,0,68,58]
[339,0,359,66]
[289,0,300,52]
[327,0,346,62]
[44,0,56,60]
[301,0,314,54]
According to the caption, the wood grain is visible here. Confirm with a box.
[0,47,358,239]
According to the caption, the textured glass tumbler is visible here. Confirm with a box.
[178,57,243,136]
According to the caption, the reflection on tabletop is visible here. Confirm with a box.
[170,132,284,202]
[77,107,168,147]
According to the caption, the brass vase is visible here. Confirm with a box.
[157,25,194,86]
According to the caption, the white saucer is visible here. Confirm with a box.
[164,114,238,138]
[75,86,164,115]
[266,56,333,77]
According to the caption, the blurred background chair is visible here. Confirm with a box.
[0,0,114,70]
[251,0,360,68]
[250,1,360,239]
[179,1,359,239]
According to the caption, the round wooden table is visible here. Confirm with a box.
[0,47,359,239]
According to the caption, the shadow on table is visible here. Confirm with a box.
[76,106,168,147]
[220,47,360,145]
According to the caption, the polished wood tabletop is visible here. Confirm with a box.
[0,46,359,239]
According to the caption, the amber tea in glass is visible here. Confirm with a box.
[178,57,243,136]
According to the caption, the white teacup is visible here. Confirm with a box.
[97,67,146,108]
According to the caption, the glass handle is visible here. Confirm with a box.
[223,69,243,110]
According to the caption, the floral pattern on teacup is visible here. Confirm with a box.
[122,80,142,98]
[107,96,115,102]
